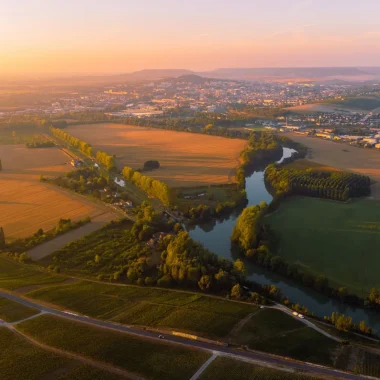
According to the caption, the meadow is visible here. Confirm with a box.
[287,133,380,198]
[0,297,39,322]
[266,197,380,294]
[199,357,323,380]
[18,314,210,380]
[0,144,117,241]
[66,123,247,187]
[0,327,126,380]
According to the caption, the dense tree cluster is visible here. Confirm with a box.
[231,202,268,250]
[266,165,371,202]
[122,166,171,206]
[159,231,243,292]
[185,191,247,223]
[96,150,116,170]
[49,167,118,200]
[143,160,160,170]
[367,288,380,309]
[240,132,283,171]
[50,127,94,156]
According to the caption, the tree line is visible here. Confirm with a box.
[230,197,380,310]
[3,217,91,254]
[122,166,172,206]
[50,127,94,157]
[265,165,371,202]
[25,139,55,149]
[96,150,116,170]
[324,312,373,336]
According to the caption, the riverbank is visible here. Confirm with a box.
[189,147,380,333]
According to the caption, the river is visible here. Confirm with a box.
[189,147,380,333]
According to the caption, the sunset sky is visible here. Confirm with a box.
[2,0,380,76]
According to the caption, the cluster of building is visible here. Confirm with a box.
[146,232,172,249]
[0,76,370,119]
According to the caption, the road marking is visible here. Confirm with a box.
[189,352,218,380]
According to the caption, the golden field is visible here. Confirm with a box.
[0,145,117,241]
[66,123,247,187]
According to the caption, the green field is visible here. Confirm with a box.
[198,356,320,380]
[234,309,339,365]
[18,314,210,380]
[0,297,39,322]
[0,326,129,380]
[27,280,258,338]
[323,96,380,111]
[266,197,380,294]
[0,256,67,290]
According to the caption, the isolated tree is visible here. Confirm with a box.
[0,159,2,171]
[231,284,243,299]
[0,227,5,248]
[233,259,246,276]
[198,275,212,291]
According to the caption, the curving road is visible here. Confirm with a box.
[0,290,372,380]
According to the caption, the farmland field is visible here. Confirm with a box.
[0,255,67,290]
[66,123,247,187]
[27,280,258,338]
[0,144,118,241]
[233,308,339,365]
[0,297,39,322]
[17,314,210,380]
[266,197,380,294]
[199,356,323,380]
[0,327,125,380]
[287,133,380,198]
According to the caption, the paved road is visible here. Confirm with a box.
[272,304,342,343]
[0,291,372,380]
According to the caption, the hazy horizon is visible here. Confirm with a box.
[2,0,380,77]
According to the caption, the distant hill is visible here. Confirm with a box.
[128,69,195,81]
[162,74,212,85]
[199,67,373,81]
[4,67,380,87]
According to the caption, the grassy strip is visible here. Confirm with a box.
[17,314,210,380]
[0,297,39,322]
[234,309,340,366]
[198,356,319,380]
[27,280,258,338]
[0,256,66,290]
